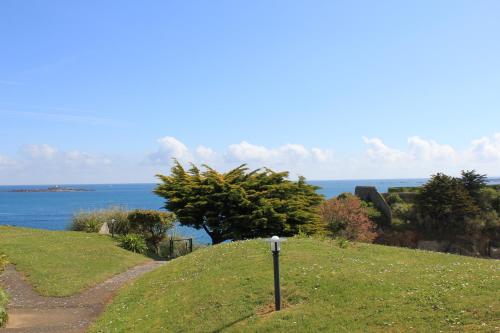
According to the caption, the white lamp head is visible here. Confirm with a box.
[270,235,281,252]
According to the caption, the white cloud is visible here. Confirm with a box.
[0,144,116,184]
[64,150,112,167]
[360,134,500,178]
[407,136,457,161]
[0,154,16,167]
[195,145,216,161]
[362,134,500,165]
[17,144,110,167]
[278,144,311,160]
[225,141,331,164]
[226,141,273,161]
[148,136,193,164]
[467,133,500,161]
[362,137,409,163]
[311,148,332,162]
[3,133,500,185]
[146,137,334,179]
[20,144,58,160]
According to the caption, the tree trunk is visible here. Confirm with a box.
[211,235,224,245]
[201,224,224,245]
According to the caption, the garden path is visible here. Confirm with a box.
[0,260,166,332]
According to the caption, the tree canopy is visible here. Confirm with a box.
[460,170,487,205]
[155,161,323,244]
[415,173,479,235]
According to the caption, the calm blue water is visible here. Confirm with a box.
[0,179,429,244]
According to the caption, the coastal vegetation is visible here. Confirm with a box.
[378,170,500,256]
[0,226,150,296]
[70,207,181,257]
[70,206,130,233]
[154,162,498,257]
[0,167,499,330]
[119,233,148,254]
[155,161,323,244]
[90,237,500,332]
[5,186,93,193]
[127,209,175,255]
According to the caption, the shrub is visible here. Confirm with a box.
[128,210,175,254]
[385,193,403,206]
[390,218,408,231]
[70,211,101,232]
[70,207,130,234]
[391,202,414,222]
[479,187,500,214]
[119,234,147,254]
[318,195,377,242]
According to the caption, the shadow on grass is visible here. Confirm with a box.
[210,313,254,333]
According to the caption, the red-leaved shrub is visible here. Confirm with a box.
[319,194,377,242]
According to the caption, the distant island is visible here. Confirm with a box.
[6,186,94,193]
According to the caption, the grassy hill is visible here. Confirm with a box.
[90,238,500,332]
[0,226,150,296]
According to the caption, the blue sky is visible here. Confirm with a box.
[1,0,499,184]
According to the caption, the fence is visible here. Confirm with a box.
[166,237,193,259]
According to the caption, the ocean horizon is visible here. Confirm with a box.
[2,178,499,244]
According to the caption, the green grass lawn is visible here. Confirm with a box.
[91,238,499,332]
[0,226,150,296]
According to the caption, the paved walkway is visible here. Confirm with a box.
[0,261,166,332]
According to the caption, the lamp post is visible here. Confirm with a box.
[269,235,282,311]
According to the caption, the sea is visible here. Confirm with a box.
[3,178,498,244]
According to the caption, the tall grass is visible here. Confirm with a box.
[69,206,130,234]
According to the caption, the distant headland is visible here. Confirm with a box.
[5,186,94,193]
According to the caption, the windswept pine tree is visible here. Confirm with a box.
[155,161,324,244]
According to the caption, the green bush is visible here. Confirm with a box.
[391,202,414,222]
[385,193,403,206]
[388,186,420,193]
[119,234,147,254]
[70,207,130,234]
[390,217,410,231]
[128,210,175,254]
[479,187,500,214]
[361,200,391,227]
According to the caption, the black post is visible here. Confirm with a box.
[189,238,193,253]
[272,250,281,311]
